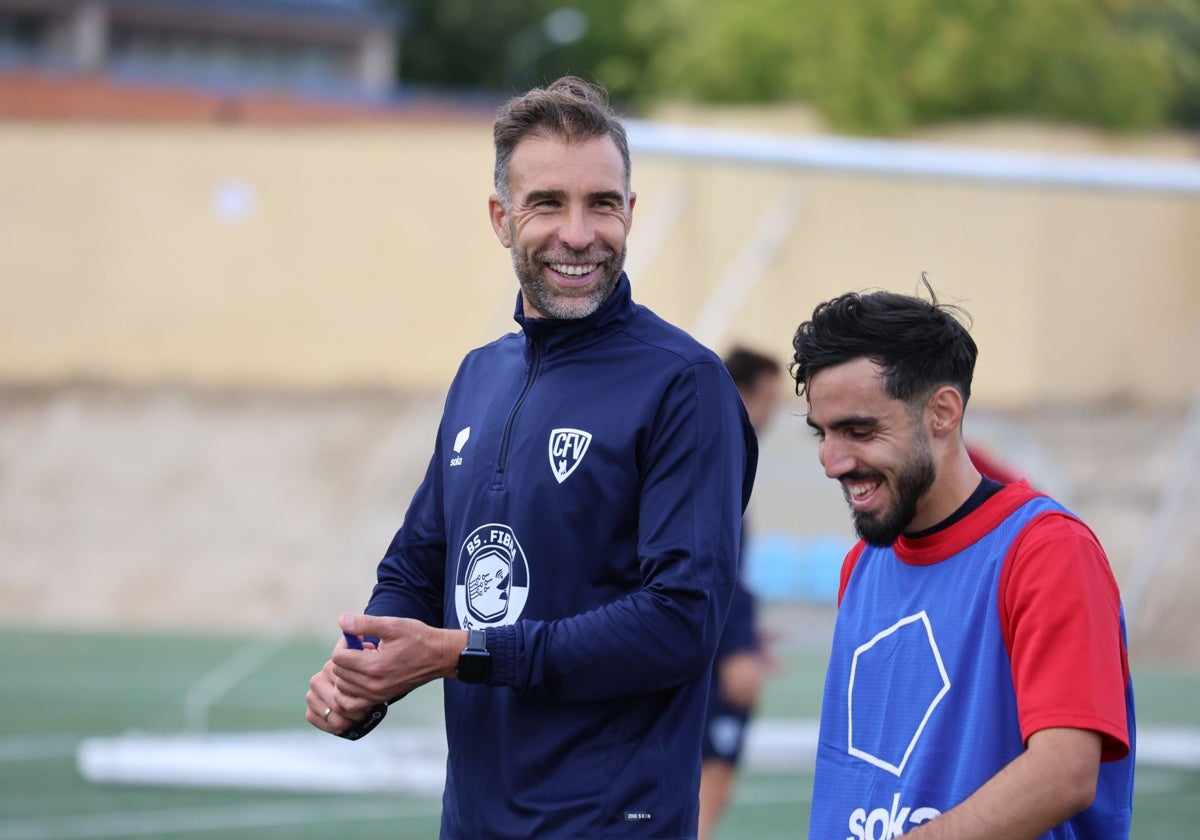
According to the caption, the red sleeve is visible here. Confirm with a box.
[998,512,1131,761]
[837,541,867,607]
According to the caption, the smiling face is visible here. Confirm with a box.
[805,358,937,546]
[489,133,635,320]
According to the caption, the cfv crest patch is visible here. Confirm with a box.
[454,524,530,628]
[548,428,592,484]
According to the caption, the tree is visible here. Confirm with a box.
[388,0,647,100]
[382,0,1195,134]
[624,0,1177,134]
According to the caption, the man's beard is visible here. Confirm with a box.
[512,242,625,321]
[845,433,936,547]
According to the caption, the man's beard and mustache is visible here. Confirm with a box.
[511,239,626,321]
[843,432,936,547]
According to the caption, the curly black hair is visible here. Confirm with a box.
[789,275,978,409]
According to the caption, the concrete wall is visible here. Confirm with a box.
[2,113,1197,406]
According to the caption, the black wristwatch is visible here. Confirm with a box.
[457,628,491,684]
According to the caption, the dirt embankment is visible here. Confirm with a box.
[1,386,1195,668]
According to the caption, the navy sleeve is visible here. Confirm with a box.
[486,361,757,702]
[716,578,758,661]
[364,429,447,627]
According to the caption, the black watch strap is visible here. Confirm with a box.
[457,628,491,684]
[336,702,388,741]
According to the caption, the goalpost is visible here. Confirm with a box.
[624,118,1200,194]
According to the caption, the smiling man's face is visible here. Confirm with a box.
[489,133,635,320]
[805,358,936,546]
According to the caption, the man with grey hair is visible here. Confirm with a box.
[306,76,757,839]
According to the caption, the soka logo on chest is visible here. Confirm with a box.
[549,428,592,483]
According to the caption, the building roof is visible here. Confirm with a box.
[106,0,397,28]
[0,0,396,28]
[0,69,495,124]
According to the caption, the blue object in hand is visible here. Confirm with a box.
[335,629,388,741]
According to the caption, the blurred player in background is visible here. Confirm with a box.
[967,441,1024,486]
[792,284,1134,839]
[699,346,781,840]
[305,76,757,839]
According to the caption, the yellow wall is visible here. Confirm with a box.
[1,115,1197,406]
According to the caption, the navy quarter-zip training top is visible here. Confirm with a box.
[367,275,758,839]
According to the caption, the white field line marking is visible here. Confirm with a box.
[0,798,439,840]
[183,633,295,732]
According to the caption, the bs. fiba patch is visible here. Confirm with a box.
[454,524,530,629]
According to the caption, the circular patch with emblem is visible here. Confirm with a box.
[454,523,530,628]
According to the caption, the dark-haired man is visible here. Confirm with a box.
[792,285,1134,839]
[305,77,757,839]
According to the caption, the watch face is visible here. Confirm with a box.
[458,650,490,684]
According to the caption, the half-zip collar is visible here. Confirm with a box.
[512,273,636,358]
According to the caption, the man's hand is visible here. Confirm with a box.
[717,651,767,711]
[306,615,467,735]
[305,637,365,735]
[332,615,467,721]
